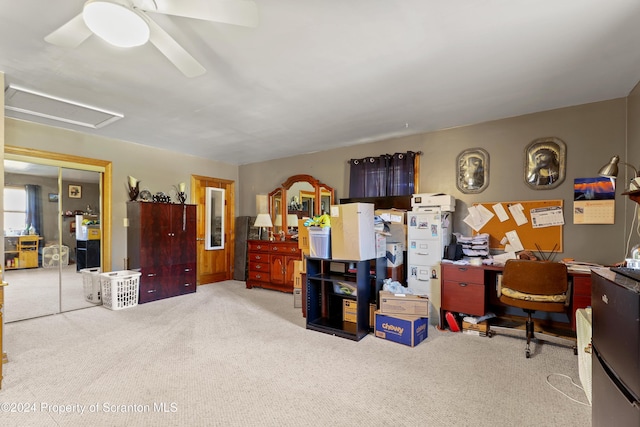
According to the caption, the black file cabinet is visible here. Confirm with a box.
[76,240,100,271]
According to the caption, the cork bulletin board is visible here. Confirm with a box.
[472,199,563,252]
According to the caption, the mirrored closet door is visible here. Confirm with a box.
[3,159,102,322]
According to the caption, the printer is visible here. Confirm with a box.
[411,193,456,212]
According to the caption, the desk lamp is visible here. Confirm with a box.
[598,155,640,192]
[253,214,273,240]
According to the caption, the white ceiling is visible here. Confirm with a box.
[2,0,640,166]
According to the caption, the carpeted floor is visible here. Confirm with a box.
[3,264,97,323]
[0,281,591,426]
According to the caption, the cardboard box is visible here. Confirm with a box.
[369,303,376,327]
[379,291,429,316]
[462,321,489,333]
[295,258,306,274]
[386,243,404,267]
[293,261,304,290]
[330,203,375,261]
[343,300,357,323]
[293,260,302,274]
[298,219,309,251]
[374,311,428,347]
[375,209,406,224]
[293,288,302,308]
[77,225,100,240]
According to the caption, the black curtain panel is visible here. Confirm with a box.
[349,151,416,198]
[387,151,416,196]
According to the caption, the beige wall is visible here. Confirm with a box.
[2,70,638,267]
[3,118,239,270]
[240,98,633,266]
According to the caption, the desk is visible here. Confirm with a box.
[440,263,590,333]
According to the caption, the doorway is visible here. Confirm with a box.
[191,175,234,285]
[3,147,112,322]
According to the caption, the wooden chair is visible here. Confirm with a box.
[497,259,575,358]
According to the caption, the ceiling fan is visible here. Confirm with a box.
[44,0,258,78]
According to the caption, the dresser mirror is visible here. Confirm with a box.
[269,174,334,235]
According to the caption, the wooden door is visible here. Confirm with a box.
[192,175,235,285]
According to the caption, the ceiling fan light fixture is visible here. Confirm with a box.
[83,0,150,48]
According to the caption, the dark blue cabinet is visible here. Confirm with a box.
[306,257,384,341]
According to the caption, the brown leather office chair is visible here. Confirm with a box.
[498,259,573,358]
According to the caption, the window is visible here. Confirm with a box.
[4,186,27,234]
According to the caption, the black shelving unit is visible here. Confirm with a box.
[306,256,385,341]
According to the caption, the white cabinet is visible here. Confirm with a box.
[407,208,452,325]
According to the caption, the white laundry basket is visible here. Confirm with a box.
[81,267,102,304]
[99,270,141,310]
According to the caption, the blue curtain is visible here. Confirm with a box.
[349,151,416,197]
[25,184,43,236]
[348,155,388,197]
[387,151,416,196]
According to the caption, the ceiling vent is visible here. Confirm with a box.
[4,84,123,129]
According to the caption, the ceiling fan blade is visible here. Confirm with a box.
[147,18,206,78]
[44,13,93,48]
[144,0,259,28]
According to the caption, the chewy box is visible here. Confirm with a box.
[374,311,428,347]
[379,291,429,316]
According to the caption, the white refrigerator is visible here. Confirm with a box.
[407,207,452,325]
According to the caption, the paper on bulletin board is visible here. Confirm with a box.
[508,203,528,226]
[492,203,509,222]
[473,199,563,251]
[573,177,616,224]
[463,204,494,232]
[530,206,564,228]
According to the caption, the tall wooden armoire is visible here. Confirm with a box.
[127,202,197,303]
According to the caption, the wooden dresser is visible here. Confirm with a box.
[246,240,301,293]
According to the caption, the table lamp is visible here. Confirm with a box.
[598,155,640,191]
[253,213,273,240]
[287,214,299,231]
